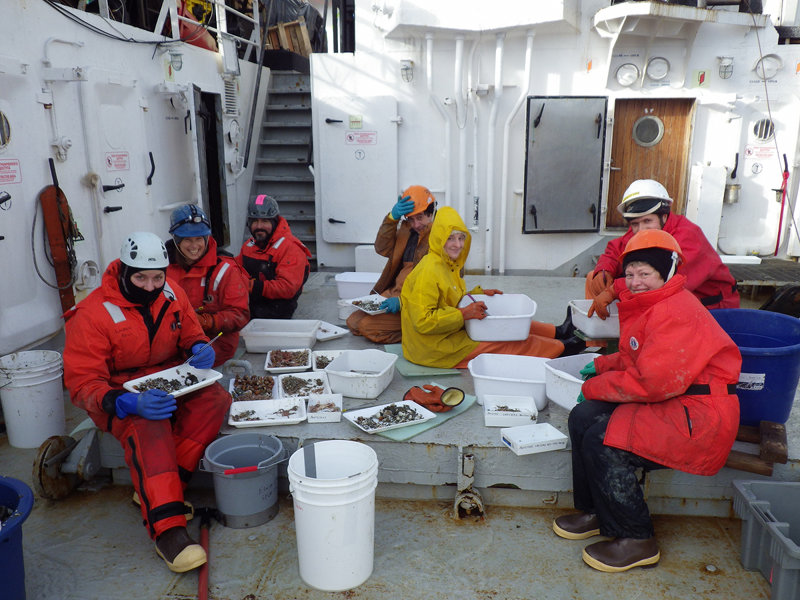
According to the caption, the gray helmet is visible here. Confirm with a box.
[248,194,279,220]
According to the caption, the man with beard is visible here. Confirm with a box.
[346,185,435,344]
[236,194,311,319]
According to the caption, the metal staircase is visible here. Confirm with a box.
[250,70,316,270]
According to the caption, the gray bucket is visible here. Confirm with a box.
[201,432,285,528]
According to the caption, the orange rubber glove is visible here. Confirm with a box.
[459,301,487,321]
[403,385,464,412]
[586,270,614,299]
[196,311,216,333]
[482,289,503,296]
[587,284,617,320]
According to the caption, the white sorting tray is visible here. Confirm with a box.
[264,348,312,374]
[229,375,280,401]
[227,398,307,427]
[124,365,222,399]
[343,400,436,434]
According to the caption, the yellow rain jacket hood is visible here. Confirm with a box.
[400,207,480,367]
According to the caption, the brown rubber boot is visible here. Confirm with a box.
[155,526,207,573]
[582,537,660,572]
[553,512,600,540]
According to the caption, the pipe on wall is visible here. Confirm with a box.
[484,32,505,274]
[454,35,467,219]
[427,33,452,206]
[499,30,535,274]
[467,38,480,231]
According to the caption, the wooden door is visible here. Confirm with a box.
[606,98,695,229]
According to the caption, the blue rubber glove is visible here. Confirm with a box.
[576,391,586,404]
[580,361,597,381]
[390,195,414,220]
[189,342,215,369]
[116,389,177,420]
[380,296,401,313]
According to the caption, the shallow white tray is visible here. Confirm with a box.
[227,398,306,428]
[264,348,312,373]
[278,371,331,397]
[124,365,222,399]
[347,294,387,316]
[316,321,349,341]
[306,393,343,423]
[343,400,436,434]
[312,349,346,371]
[229,375,280,400]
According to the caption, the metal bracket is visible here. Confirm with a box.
[453,446,485,520]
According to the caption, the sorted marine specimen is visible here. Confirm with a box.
[282,375,326,396]
[134,370,199,393]
[355,403,424,430]
[268,349,309,368]
[353,299,382,312]
[233,375,275,400]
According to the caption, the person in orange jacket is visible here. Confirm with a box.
[347,185,435,344]
[584,179,739,321]
[166,204,250,366]
[553,229,741,573]
[236,194,311,319]
[63,232,231,574]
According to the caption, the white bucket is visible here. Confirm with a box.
[288,440,378,592]
[0,351,65,448]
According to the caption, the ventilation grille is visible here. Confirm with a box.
[224,78,239,116]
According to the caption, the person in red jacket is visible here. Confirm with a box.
[236,194,311,319]
[553,229,741,573]
[166,204,250,366]
[63,232,231,574]
[585,179,739,320]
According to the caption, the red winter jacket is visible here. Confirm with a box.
[582,274,741,476]
[594,214,739,309]
[236,216,311,319]
[167,237,250,365]
[63,260,208,429]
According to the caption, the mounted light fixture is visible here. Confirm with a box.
[168,50,183,72]
[615,63,640,87]
[400,59,414,83]
[717,56,733,79]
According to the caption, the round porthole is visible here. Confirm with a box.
[632,115,665,147]
[0,112,10,149]
[615,63,640,87]
[754,118,775,142]
[645,57,670,81]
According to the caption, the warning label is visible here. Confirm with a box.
[105,151,130,171]
[737,372,765,392]
[345,131,377,145]
[0,159,22,184]
[744,145,775,161]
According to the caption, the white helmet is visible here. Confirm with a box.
[617,179,673,219]
[120,232,169,269]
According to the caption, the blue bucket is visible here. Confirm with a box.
[0,476,34,600]
[711,309,800,426]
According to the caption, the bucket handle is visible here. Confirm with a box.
[199,455,289,475]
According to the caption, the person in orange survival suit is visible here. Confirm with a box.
[63,232,231,574]
[346,185,436,344]
[553,230,741,573]
[236,194,312,319]
[584,179,739,321]
[166,204,250,366]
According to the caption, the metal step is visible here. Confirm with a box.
[253,174,314,183]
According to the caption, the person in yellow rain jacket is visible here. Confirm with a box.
[400,206,585,368]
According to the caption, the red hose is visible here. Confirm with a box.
[198,525,209,600]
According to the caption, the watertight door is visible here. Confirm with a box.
[316,96,398,243]
[522,96,607,234]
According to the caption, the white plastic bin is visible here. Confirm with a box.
[288,440,378,591]
[544,353,601,411]
[240,319,321,353]
[467,353,548,408]
[0,351,65,448]
[457,294,537,342]
[334,272,381,299]
[325,349,397,398]
[569,299,620,338]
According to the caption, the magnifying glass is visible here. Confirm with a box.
[440,387,465,407]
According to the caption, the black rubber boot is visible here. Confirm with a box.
[560,335,587,357]
[554,306,575,340]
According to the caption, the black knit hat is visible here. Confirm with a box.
[622,247,675,282]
